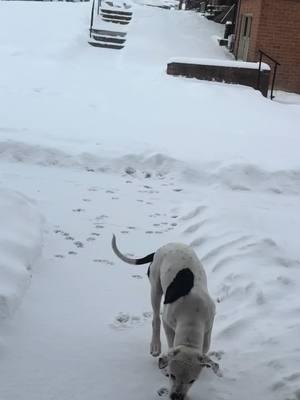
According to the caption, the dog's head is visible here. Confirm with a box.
[159,346,221,400]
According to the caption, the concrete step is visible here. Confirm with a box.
[101,12,132,21]
[90,28,127,37]
[88,41,124,49]
[100,8,132,16]
[101,18,130,24]
[92,35,126,44]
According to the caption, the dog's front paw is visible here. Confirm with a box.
[150,341,161,357]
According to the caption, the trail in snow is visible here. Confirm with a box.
[0,163,183,400]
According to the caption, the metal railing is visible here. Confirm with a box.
[89,0,102,37]
[89,0,96,37]
[97,0,101,16]
[257,50,280,100]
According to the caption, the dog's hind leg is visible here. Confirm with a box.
[203,327,212,354]
[163,320,175,349]
[150,284,163,357]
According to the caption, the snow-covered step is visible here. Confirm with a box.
[101,13,132,22]
[88,40,124,49]
[101,13,132,21]
[101,8,132,16]
[100,7,132,24]
[101,17,130,25]
[92,34,126,44]
[90,28,127,37]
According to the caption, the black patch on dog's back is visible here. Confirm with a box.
[164,268,194,304]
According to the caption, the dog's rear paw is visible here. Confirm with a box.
[150,341,161,357]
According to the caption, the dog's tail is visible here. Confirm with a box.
[112,234,155,265]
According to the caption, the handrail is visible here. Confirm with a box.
[97,0,101,16]
[89,0,96,38]
[220,4,235,24]
[257,49,281,100]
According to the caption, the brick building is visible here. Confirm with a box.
[233,0,300,93]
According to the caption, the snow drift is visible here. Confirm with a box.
[0,189,43,318]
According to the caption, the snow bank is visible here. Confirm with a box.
[0,189,43,318]
[1,141,300,195]
[177,192,300,400]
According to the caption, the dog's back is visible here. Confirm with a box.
[151,243,208,294]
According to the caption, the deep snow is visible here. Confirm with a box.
[0,2,300,400]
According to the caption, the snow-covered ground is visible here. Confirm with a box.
[0,2,300,400]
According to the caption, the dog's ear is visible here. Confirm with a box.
[169,348,180,358]
[197,355,222,377]
[158,354,169,369]
[159,347,181,370]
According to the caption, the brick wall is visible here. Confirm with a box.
[234,0,300,93]
[166,62,270,97]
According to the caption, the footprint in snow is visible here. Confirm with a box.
[111,312,152,330]
[125,166,136,175]
[93,259,114,266]
[95,215,108,220]
[94,224,104,229]
[74,241,84,248]
[157,387,169,397]
[132,274,143,279]
[87,237,96,242]
[55,254,65,258]
[111,313,141,329]
[82,198,91,202]
[72,208,85,212]
[68,251,77,255]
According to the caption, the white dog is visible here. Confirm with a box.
[112,235,220,400]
